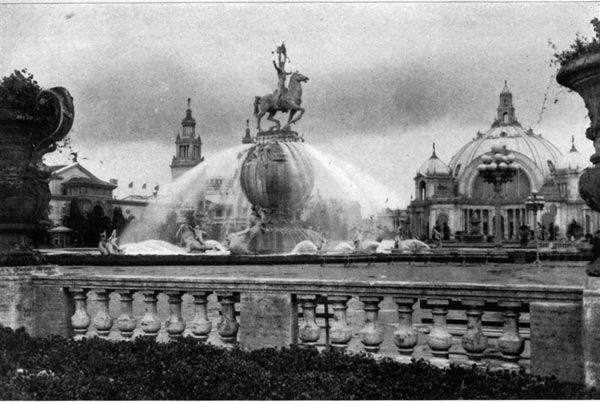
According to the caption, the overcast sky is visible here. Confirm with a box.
[1,2,598,207]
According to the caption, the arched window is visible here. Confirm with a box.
[419,181,427,200]
[503,113,510,124]
[454,164,461,177]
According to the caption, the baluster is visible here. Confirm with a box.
[329,295,352,350]
[461,300,488,363]
[393,297,418,362]
[140,291,161,338]
[191,291,212,342]
[117,290,137,339]
[298,295,321,346]
[69,288,91,340]
[216,292,239,343]
[165,291,186,339]
[497,301,524,370]
[427,299,453,366]
[93,289,113,338]
[359,296,384,353]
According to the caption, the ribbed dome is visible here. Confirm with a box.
[449,83,562,179]
[556,138,590,172]
[448,125,562,179]
[418,144,450,176]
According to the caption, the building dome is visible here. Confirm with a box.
[417,144,450,176]
[556,137,590,172]
[448,83,562,180]
[448,125,562,178]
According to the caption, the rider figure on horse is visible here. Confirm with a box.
[273,42,291,109]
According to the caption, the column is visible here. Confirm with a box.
[191,291,212,342]
[393,297,418,362]
[497,301,524,370]
[140,291,161,338]
[329,296,352,349]
[358,296,384,353]
[427,299,452,366]
[217,292,239,343]
[93,289,113,338]
[69,288,91,340]
[117,290,137,339]
[298,295,321,346]
[165,291,186,339]
[461,300,488,363]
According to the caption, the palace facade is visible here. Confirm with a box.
[407,83,598,242]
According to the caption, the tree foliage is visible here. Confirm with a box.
[0,325,597,400]
[554,18,600,66]
[0,69,40,114]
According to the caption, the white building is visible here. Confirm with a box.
[408,82,598,241]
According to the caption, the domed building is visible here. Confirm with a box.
[408,82,598,242]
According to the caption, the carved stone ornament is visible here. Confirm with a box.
[557,53,600,164]
[0,86,74,250]
[557,52,600,275]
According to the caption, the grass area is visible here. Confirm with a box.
[0,326,597,400]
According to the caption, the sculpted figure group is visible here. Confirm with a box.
[254,42,309,132]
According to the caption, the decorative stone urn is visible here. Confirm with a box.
[0,86,74,252]
[558,50,600,387]
[557,53,600,213]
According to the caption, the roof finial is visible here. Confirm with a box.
[432,142,437,158]
[187,98,191,108]
[501,80,510,94]
[570,135,577,152]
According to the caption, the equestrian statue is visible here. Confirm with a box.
[254,42,309,132]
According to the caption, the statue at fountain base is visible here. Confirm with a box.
[247,224,323,255]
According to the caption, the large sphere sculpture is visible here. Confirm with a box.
[240,141,314,215]
[239,139,319,254]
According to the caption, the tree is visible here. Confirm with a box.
[64,200,86,246]
[111,207,127,235]
[159,211,180,244]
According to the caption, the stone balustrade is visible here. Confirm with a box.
[24,264,585,384]
[59,287,535,370]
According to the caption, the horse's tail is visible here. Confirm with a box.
[253,96,261,115]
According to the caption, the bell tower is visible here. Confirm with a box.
[170,98,204,181]
[495,81,518,126]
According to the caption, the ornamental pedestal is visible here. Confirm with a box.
[558,52,600,387]
[0,86,74,334]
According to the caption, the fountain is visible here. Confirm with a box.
[121,44,401,256]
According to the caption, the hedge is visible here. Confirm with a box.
[0,326,597,400]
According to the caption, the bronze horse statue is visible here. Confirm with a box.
[254,71,309,132]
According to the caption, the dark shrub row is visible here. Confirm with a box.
[0,326,597,400]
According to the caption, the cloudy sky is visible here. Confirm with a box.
[1,2,598,207]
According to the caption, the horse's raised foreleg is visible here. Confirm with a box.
[266,110,281,131]
[287,107,305,126]
[284,110,297,130]
[256,110,265,132]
